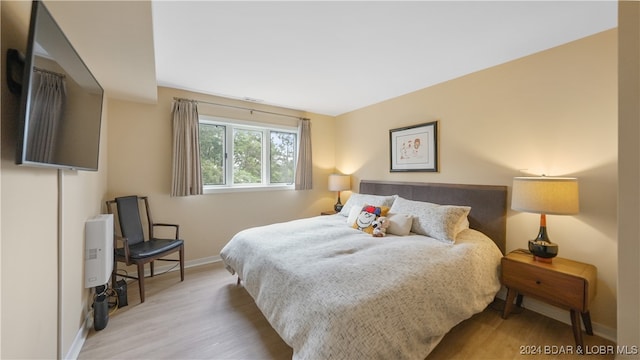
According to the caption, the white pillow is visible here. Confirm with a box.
[339,193,396,217]
[455,216,470,237]
[346,206,361,226]
[386,213,413,236]
[389,196,471,243]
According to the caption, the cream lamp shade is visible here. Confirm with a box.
[328,174,351,191]
[511,176,579,262]
[328,174,350,212]
[511,177,579,215]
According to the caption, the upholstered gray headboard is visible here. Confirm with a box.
[359,180,507,254]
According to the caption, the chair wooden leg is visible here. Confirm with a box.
[150,261,155,277]
[179,246,185,282]
[137,263,146,303]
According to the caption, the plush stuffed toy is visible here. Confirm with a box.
[353,205,389,234]
[371,216,389,237]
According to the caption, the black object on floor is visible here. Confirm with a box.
[93,285,109,331]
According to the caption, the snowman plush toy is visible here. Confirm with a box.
[371,216,389,237]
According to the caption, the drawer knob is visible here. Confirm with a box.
[536,280,542,285]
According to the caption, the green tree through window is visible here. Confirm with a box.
[198,117,297,189]
[270,131,295,184]
[199,123,225,185]
[233,128,262,184]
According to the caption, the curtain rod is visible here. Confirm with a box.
[173,97,309,121]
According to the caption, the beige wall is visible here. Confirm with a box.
[335,30,618,335]
[1,1,109,358]
[0,1,629,357]
[107,87,337,263]
[617,1,640,353]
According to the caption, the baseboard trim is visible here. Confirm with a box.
[66,312,92,360]
[141,255,221,277]
[184,255,222,269]
[495,288,617,342]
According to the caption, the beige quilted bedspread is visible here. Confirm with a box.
[220,215,502,359]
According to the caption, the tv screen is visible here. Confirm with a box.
[16,0,104,171]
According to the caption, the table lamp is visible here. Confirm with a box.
[511,176,579,263]
[328,174,351,212]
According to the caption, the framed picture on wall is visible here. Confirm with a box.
[389,121,438,172]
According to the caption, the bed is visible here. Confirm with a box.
[220,180,507,359]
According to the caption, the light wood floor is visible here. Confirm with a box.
[78,262,615,360]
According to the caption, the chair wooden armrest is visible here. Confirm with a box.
[152,223,180,239]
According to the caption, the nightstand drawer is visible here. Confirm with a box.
[502,251,597,350]
[502,258,586,311]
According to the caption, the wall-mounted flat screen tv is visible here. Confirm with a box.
[16,0,104,171]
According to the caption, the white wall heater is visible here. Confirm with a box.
[84,214,114,288]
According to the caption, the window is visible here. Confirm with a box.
[199,116,297,191]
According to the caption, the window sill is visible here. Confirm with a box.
[203,184,295,194]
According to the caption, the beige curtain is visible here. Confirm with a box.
[27,71,66,163]
[171,100,203,196]
[295,118,312,190]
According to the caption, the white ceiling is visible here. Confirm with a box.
[151,1,617,116]
[47,1,618,117]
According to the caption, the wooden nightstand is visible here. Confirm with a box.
[501,250,597,350]
[320,210,337,215]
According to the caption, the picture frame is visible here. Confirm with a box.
[389,121,438,172]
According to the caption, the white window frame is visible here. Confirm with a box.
[199,115,298,194]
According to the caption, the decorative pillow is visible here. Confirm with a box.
[386,213,413,236]
[339,193,396,217]
[389,196,471,243]
[352,204,390,234]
